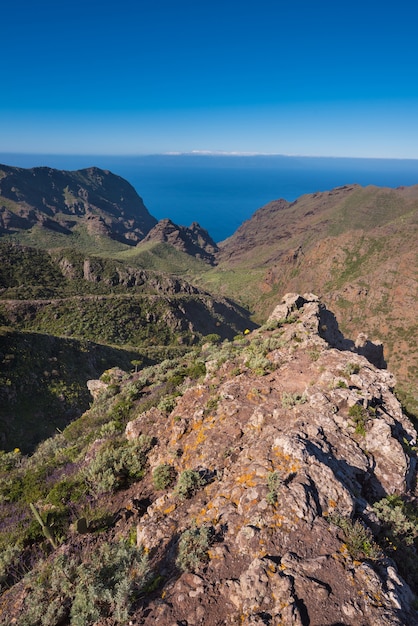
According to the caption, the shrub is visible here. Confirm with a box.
[157,394,178,414]
[203,333,222,345]
[266,471,282,505]
[84,435,154,495]
[308,349,320,362]
[174,469,205,500]
[152,464,177,490]
[0,544,22,591]
[281,392,307,409]
[0,449,23,473]
[336,379,348,388]
[329,514,380,560]
[348,404,368,436]
[373,495,418,546]
[245,353,272,376]
[343,362,360,377]
[185,360,206,379]
[176,525,213,572]
[204,395,219,416]
[19,540,150,625]
[373,515,418,594]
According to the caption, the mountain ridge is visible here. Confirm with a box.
[0,163,417,416]
[0,294,416,625]
[0,163,417,623]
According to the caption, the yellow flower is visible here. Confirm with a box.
[13,447,20,454]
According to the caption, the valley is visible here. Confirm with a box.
[0,164,417,625]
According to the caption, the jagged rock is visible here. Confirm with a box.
[86,378,107,399]
[140,218,219,264]
[3,294,417,626]
[127,294,418,625]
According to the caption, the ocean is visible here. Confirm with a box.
[1,153,418,242]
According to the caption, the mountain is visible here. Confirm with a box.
[0,165,417,419]
[0,165,417,624]
[210,184,418,416]
[140,219,219,264]
[0,163,157,247]
[0,164,220,264]
[0,295,416,625]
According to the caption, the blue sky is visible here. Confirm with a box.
[2,0,418,158]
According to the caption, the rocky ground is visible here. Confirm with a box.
[125,294,417,625]
[1,294,417,625]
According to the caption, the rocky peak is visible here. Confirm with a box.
[121,293,417,625]
[2,294,417,625]
[140,218,219,264]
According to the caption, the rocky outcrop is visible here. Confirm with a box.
[2,294,416,625]
[125,294,417,625]
[141,218,219,264]
[270,292,386,367]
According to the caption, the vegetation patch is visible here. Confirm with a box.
[174,469,206,500]
[329,513,380,560]
[18,540,150,626]
[152,464,177,490]
[84,435,155,495]
[176,524,213,572]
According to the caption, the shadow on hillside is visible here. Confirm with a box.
[0,330,147,454]
[319,306,387,369]
[305,439,387,506]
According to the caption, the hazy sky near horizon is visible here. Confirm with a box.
[2,0,418,158]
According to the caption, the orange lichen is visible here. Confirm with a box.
[272,447,300,475]
[235,472,257,487]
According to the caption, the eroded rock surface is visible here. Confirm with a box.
[3,294,416,626]
[127,293,417,625]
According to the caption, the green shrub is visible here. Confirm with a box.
[203,333,221,345]
[281,392,307,409]
[174,469,205,500]
[185,360,206,379]
[0,449,23,473]
[343,362,360,377]
[19,540,150,625]
[84,435,154,495]
[204,395,219,415]
[308,349,321,362]
[348,404,368,435]
[152,464,177,490]
[329,514,380,560]
[0,544,22,591]
[266,471,282,505]
[336,379,348,388]
[176,525,213,572]
[244,353,272,376]
[157,394,178,414]
[373,495,418,546]
[46,477,86,507]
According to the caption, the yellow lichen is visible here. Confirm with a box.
[163,504,176,515]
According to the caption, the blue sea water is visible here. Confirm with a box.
[1,153,418,242]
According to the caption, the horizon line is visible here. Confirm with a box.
[1,150,418,162]
[166,151,418,160]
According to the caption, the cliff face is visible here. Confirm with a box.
[0,164,157,245]
[2,295,415,626]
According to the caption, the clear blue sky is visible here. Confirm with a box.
[2,0,418,158]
